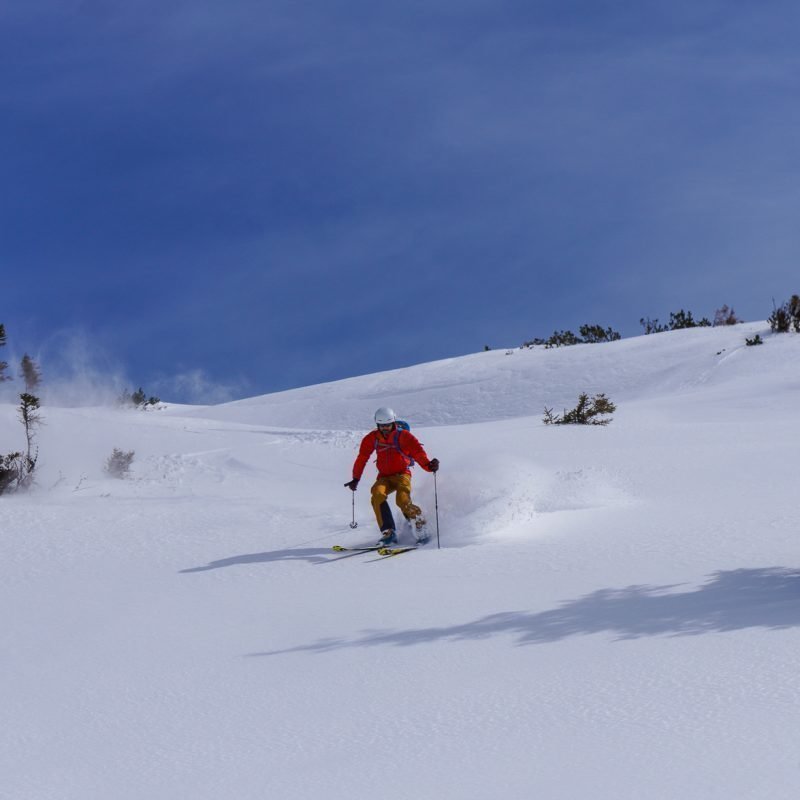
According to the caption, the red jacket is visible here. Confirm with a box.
[352,427,433,479]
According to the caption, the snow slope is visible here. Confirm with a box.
[2,321,799,799]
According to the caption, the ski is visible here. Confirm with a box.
[375,545,419,558]
[332,544,382,552]
[333,538,429,559]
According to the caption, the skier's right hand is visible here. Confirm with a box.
[344,478,359,491]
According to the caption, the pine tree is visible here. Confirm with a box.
[20,354,42,392]
[0,323,11,383]
[19,392,42,470]
[0,330,44,494]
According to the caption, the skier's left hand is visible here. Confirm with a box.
[428,458,439,472]
[344,478,359,491]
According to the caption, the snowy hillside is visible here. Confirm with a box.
[2,322,800,799]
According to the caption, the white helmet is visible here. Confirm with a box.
[374,407,396,425]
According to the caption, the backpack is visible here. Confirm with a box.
[375,420,415,468]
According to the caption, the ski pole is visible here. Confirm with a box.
[350,492,358,529]
[434,471,440,549]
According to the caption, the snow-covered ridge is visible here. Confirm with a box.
[169,320,785,429]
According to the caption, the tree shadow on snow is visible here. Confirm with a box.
[248,567,800,655]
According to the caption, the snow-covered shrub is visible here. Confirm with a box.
[543,393,616,426]
[745,334,764,346]
[0,451,37,495]
[105,448,135,478]
[1,452,25,494]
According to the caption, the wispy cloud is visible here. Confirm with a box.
[151,369,248,406]
[7,328,131,407]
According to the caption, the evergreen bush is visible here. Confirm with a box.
[543,393,616,426]
[522,324,621,349]
[105,448,135,479]
[118,388,161,409]
[641,310,712,334]
[578,324,622,343]
[768,295,800,333]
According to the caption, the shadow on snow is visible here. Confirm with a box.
[180,548,354,571]
[246,567,800,655]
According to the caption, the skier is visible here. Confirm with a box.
[344,407,439,546]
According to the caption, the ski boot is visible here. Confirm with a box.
[413,516,430,545]
[378,529,398,547]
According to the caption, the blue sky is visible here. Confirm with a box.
[2,1,799,403]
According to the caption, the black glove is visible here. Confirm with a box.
[428,458,439,473]
[344,478,359,491]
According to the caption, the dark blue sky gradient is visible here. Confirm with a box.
[2,1,800,401]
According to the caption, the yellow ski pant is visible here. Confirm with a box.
[370,474,422,530]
